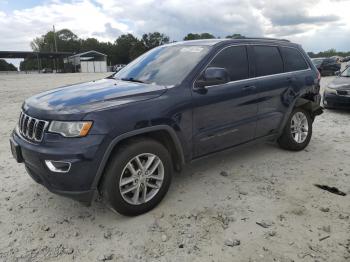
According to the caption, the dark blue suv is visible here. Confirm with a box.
[10,38,323,216]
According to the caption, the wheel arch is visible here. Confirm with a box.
[277,94,323,137]
[92,125,185,190]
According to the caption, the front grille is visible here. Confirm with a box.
[18,112,49,142]
[337,90,348,96]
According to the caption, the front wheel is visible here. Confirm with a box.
[101,138,172,216]
[278,108,313,151]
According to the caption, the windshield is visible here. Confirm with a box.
[114,45,210,87]
[340,66,350,77]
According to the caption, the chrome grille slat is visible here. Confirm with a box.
[18,111,49,142]
[26,117,32,137]
[23,116,29,134]
[33,120,39,140]
[20,113,25,133]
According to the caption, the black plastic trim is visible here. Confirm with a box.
[91,125,185,189]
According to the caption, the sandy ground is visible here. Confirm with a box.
[0,73,349,262]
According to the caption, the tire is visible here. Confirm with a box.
[101,138,172,216]
[322,94,329,109]
[278,108,313,151]
[322,99,329,109]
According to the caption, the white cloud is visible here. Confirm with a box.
[0,0,349,52]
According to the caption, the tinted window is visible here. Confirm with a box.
[312,58,323,67]
[253,46,283,77]
[208,46,249,81]
[115,45,210,86]
[282,47,308,72]
[323,58,336,65]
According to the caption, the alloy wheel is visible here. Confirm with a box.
[290,112,309,143]
[119,153,164,205]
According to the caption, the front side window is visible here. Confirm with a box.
[208,46,249,82]
[115,45,210,87]
[281,47,308,72]
[253,46,283,77]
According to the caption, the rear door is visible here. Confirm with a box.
[280,46,313,102]
[192,45,258,157]
[251,45,291,138]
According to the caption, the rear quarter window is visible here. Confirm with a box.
[281,47,309,72]
[253,46,283,77]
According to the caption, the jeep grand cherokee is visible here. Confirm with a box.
[10,38,323,216]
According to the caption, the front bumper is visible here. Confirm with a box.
[323,91,350,109]
[11,130,107,204]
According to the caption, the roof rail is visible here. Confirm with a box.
[233,37,290,42]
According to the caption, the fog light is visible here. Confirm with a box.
[45,160,71,173]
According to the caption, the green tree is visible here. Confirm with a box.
[199,33,215,39]
[183,33,215,40]
[226,34,245,39]
[142,32,169,50]
[20,59,39,71]
[30,29,80,52]
[114,34,141,64]
[129,41,147,60]
[55,29,80,52]
[81,38,100,52]
[307,49,350,58]
[0,59,17,71]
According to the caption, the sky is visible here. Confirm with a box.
[0,0,350,67]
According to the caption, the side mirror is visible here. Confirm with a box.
[335,71,340,76]
[195,67,230,88]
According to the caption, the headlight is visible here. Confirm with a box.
[48,121,93,137]
[324,86,337,94]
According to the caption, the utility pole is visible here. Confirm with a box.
[53,25,58,72]
[53,25,58,52]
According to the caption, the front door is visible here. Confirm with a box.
[191,45,258,157]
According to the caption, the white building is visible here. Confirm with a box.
[64,50,107,73]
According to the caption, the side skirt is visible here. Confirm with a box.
[190,133,278,163]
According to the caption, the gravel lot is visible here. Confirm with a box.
[0,73,349,262]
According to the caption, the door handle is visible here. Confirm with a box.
[242,85,256,91]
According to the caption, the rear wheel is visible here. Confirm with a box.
[101,138,172,216]
[278,108,312,151]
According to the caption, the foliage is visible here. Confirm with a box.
[226,34,245,39]
[24,29,172,70]
[21,28,350,71]
[0,59,17,71]
[142,32,169,50]
[183,33,215,40]
[307,49,350,58]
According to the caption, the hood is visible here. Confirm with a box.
[24,78,167,116]
[329,76,350,90]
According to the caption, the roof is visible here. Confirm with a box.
[167,37,292,47]
[0,51,73,59]
[68,50,107,58]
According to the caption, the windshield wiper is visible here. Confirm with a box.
[120,77,146,84]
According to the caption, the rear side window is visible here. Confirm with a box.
[208,46,249,81]
[281,47,308,72]
[253,46,283,77]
